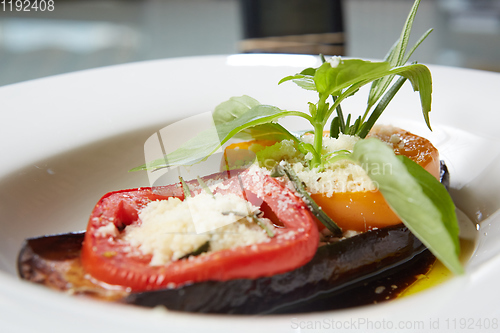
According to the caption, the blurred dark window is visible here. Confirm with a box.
[239,0,344,55]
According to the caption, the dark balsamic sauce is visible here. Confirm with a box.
[269,249,435,314]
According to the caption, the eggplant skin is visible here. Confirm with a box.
[17,225,431,314]
[440,160,450,190]
[17,162,449,313]
[126,225,428,314]
[17,232,128,301]
[18,232,85,289]
[127,162,450,314]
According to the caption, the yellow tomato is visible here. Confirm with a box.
[224,126,440,232]
[311,126,440,231]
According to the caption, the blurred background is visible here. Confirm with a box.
[0,0,499,87]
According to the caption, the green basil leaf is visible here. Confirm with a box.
[131,105,297,171]
[351,138,463,274]
[313,59,392,96]
[300,67,316,76]
[279,74,316,90]
[324,63,432,130]
[391,63,433,129]
[212,95,260,125]
[398,155,461,255]
[233,123,301,142]
[212,96,298,141]
[278,67,317,90]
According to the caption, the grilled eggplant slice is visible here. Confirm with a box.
[17,162,450,313]
[17,231,128,301]
[127,225,431,313]
[18,225,433,313]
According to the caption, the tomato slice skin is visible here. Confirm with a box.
[81,169,319,292]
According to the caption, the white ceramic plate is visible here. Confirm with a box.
[1,54,500,333]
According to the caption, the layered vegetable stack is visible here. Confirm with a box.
[18,0,463,314]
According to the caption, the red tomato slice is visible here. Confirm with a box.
[81,169,319,292]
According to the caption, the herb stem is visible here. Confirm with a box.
[312,122,325,168]
[251,216,275,238]
[197,176,214,198]
[360,105,371,124]
[316,95,328,122]
[358,76,407,138]
[272,162,343,237]
[332,96,345,132]
[178,241,210,259]
[179,176,192,198]
[297,142,322,168]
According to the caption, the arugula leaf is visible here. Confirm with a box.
[351,138,463,274]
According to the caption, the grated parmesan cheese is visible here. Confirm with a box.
[256,133,376,196]
[291,160,375,196]
[301,133,359,153]
[95,222,119,238]
[123,193,272,266]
